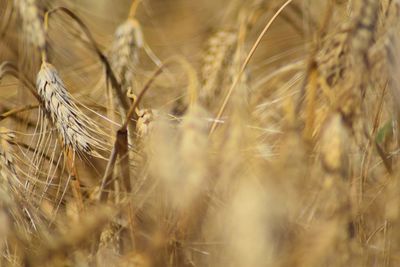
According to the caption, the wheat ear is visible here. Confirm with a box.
[36,61,104,156]
[0,128,20,188]
[110,18,143,94]
[0,128,41,233]
[200,30,237,106]
[14,0,46,51]
[350,0,379,66]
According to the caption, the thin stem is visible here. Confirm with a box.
[98,64,164,201]
[0,104,39,121]
[128,0,141,19]
[209,0,293,136]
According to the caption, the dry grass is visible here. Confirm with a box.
[0,0,399,266]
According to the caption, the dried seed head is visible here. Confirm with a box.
[99,222,120,253]
[136,108,155,137]
[317,0,379,90]
[14,0,46,50]
[0,129,27,215]
[320,114,349,178]
[317,26,349,88]
[0,128,18,184]
[200,30,237,105]
[0,128,39,242]
[110,18,143,92]
[350,0,379,62]
[36,62,103,155]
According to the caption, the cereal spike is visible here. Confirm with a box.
[317,26,349,88]
[200,30,237,106]
[320,114,349,178]
[136,108,155,138]
[0,128,19,184]
[36,62,102,155]
[14,0,46,50]
[110,18,143,93]
[350,0,379,65]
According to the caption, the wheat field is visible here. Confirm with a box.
[0,0,399,266]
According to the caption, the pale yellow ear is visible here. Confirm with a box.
[14,0,46,51]
[128,1,163,68]
[36,61,109,157]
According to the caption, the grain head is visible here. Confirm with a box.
[14,0,46,51]
[110,18,143,95]
[36,61,105,156]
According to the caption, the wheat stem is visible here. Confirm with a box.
[209,0,293,136]
[128,0,141,19]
